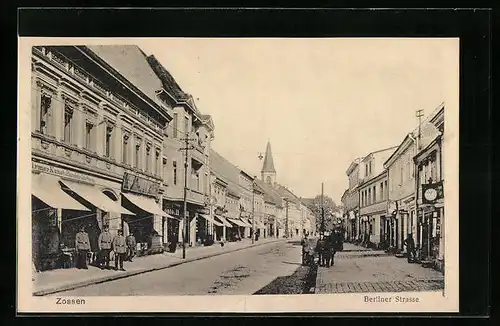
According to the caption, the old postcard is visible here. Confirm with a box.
[17,37,459,313]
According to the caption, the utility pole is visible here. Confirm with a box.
[321,182,325,234]
[179,132,197,259]
[416,109,424,150]
[285,199,289,238]
[252,178,255,244]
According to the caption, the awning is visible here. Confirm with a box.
[122,192,169,217]
[199,214,223,227]
[60,180,134,215]
[239,218,252,228]
[227,218,247,227]
[214,215,233,228]
[32,174,90,211]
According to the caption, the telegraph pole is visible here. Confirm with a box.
[285,199,289,238]
[252,178,255,244]
[179,132,197,259]
[416,109,424,150]
[321,182,325,234]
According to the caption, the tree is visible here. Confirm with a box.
[308,195,340,233]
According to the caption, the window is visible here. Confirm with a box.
[365,164,368,177]
[384,180,388,199]
[162,157,168,181]
[146,145,151,172]
[380,182,384,200]
[155,150,160,176]
[184,116,189,135]
[368,188,371,205]
[40,94,51,134]
[373,186,376,203]
[173,161,177,185]
[85,122,94,150]
[135,141,141,169]
[173,113,178,138]
[122,134,129,164]
[105,126,113,158]
[63,106,73,143]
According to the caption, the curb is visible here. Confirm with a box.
[33,238,289,296]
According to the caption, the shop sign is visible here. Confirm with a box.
[32,161,95,184]
[422,181,444,204]
[122,172,159,197]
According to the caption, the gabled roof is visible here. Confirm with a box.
[261,141,276,173]
[85,45,163,105]
[209,149,241,186]
[346,157,364,176]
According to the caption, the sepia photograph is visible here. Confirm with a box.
[17,37,459,313]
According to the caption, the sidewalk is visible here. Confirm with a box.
[33,237,286,296]
[315,243,444,294]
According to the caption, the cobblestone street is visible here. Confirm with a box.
[315,243,444,294]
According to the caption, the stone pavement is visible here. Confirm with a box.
[33,237,286,296]
[315,243,444,294]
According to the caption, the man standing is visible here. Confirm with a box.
[98,225,112,270]
[113,229,127,271]
[75,225,90,269]
[403,233,416,263]
[125,231,137,262]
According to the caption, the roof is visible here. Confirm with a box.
[300,197,316,210]
[146,55,190,103]
[274,184,302,205]
[209,149,241,186]
[261,141,276,173]
[254,178,283,207]
[85,45,163,105]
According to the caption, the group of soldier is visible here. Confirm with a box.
[74,225,137,271]
[301,227,344,268]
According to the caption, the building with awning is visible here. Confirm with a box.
[199,214,223,227]
[31,45,169,270]
[214,215,233,228]
[32,174,90,212]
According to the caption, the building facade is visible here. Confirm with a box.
[31,45,173,270]
[344,158,363,242]
[414,105,445,271]
[384,113,441,254]
[358,146,397,248]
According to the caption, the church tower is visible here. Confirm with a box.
[261,140,276,186]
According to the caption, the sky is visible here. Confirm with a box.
[137,38,459,204]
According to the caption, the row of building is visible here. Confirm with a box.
[30,45,315,272]
[341,104,445,272]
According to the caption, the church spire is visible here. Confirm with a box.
[261,140,276,173]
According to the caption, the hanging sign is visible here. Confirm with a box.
[122,172,160,197]
[422,181,444,204]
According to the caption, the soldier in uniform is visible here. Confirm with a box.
[98,225,113,270]
[113,229,127,271]
[315,234,325,267]
[126,231,137,262]
[75,225,90,269]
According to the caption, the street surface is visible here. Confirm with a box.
[55,240,444,296]
[315,243,444,294]
[59,240,310,296]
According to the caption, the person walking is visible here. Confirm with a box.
[98,225,113,270]
[300,234,309,265]
[113,229,127,271]
[403,233,416,263]
[125,231,137,262]
[316,234,326,267]
[75,225,90,269]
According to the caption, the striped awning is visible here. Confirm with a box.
[214,215,233,228]
[227,218,247,227]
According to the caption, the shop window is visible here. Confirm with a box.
[63,106,73,143]
[105,125,113,158]
[40,94,51,134]
[85,122,94,151]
